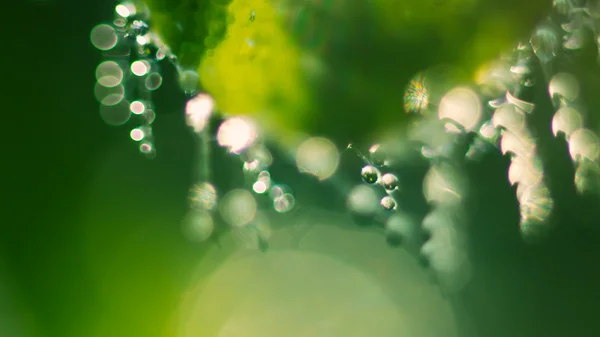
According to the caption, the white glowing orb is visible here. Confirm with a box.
[217,117,257,154]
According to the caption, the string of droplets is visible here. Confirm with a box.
[91,2,175,158]
[351,0,600,288]
[92,0,600,291]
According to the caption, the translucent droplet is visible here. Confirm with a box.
[95,61,123,87]
[145,72,163,90]
[569,128,600,162]
[361,165,380,184]
[178,69,200,95]
[90,24,118,51]
[380,196,397,211]
[347,185,379,215]
[94,82,125,106]
[380,173,399,191]
[438,87,481,132]
[296,137,340,181]
[130,100,146,115]
[189,182,218,211]
[130,128,145,141]
[217,117,257,154]
[115,3,136,18]
[274,193,295,213]
[128,20,149,37]
[139,142,155,156]
[404,72,429,114]
[492,104,526,132]
[368,144,387,167]
[385,213,414,247]
[185,93,214,133]
[99,99,131,126]
[549,72,579,102]
[220,189,257,227]
[131,60,150,76]
[530,24,560,63]
[552,106,583,138]
[181,210,214,243]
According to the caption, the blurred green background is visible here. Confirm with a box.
[4,0,600,337]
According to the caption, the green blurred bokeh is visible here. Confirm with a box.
[4,1,600,337]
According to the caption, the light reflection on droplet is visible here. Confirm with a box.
[549,72,580,102]
[552,106,583,138]
[90,24,118,51]
[404,72,429,114]
[508,156,543,187]
[136,35,149,45]
[145,72,163,91]
[492,104,526,132]
[380,173,399,191]
[253,181,268,194]
[99,99,131,126]
[131,60,150,76]
[115,3,136,17]
[274,193,295,213]
[296,137,340,181]
[361,165,380,184]
[189,182,218,211]
[95,61,123,87]
[179,69,200,95]
[185,94,214,133]
[531,24,560,63]
[181,210,214,243]
[140,142,154,155]
[519,183,553,224]
[347,185,379,215]
[130,100,146,115]
[220,189,257,227]
[217,117,257,154]
[143,109,156,124]
[438,87,481,132]
[569,128,600,162]
[500,129,536,157]
[380,196,397,211]
[94,82,125,106]
[423,163,464,205]
[130,128,144,141]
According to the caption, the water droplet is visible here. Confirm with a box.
[274,193,295,213]
[361,165,380,184]
[178,69,200,95]
[96,61,123,87]
[189,182,218,210]
[90,24,118,51]
[368,144,387,166]
[380,196,397,211]
[380,173,399,191]
[181,210,214,243]
[530,24,560,63]
[145,72,163,90]
[127,20,149,38]
[99,99,131,125]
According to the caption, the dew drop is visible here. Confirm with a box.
[368,144,387,166]
[361,165,380,184]
[178,69,200,95]
[530,24,560,63]
[90,24,118,51]
[380,196,397,211]
[380,173,399,191]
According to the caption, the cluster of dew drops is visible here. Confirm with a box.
[91,0,600,290]
[91,2,299,250]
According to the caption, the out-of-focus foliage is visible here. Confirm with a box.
[138,0,550,146]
